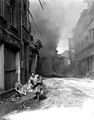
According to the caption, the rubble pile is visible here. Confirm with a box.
[15,81,33,96]
[15,74,44,97]
[0,74,47,116]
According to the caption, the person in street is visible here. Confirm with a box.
[28,72,35,86]
[33,74,43,100]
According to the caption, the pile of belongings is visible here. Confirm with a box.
[15,73,43,96]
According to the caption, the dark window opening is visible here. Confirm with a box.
[10,0,16,26]
[0,0,2,16]
[23,1,27,27]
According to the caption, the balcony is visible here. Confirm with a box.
[0,26,8,43]
[6,33,21,49]
[0,15,7,28]
[8,24,19,37]
[0,25,21,48]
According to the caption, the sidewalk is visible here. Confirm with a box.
[0,91,36,117]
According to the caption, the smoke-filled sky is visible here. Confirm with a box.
[29,0,87,54]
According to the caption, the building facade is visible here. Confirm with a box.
[71,1,94,74]
[68,38,75,64]
[0,0,40,92]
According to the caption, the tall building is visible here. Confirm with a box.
[71,1,94,74]
[0,0,41,92]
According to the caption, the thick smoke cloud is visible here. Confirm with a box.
[29,0,86,55]
[29,0,65,56]
[29,0,86,76]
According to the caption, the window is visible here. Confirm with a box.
[82,41,84,49]
[0,0,3,16]
[86,35,88,41]
[92,29,94,40]
[23,1,27,27]
[85,35,88,47]
[10,0,16,25]
[23,3,26,16]
[89,30,91,40]
[10,0,15,7]
[90,29,94,41]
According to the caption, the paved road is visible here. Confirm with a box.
[41,78,88,109]
[3,78,94,120]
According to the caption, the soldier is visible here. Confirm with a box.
[33,74,43,100]
[28,73,35,86]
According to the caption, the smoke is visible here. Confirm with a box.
[29,0,86,55]
[29,0,86,75]
[29,0,66,56]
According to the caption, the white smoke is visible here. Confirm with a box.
[29,0,86,54]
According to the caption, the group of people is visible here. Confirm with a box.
[15,73,44,99]
[28,73,43,95]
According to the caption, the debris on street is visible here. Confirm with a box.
[15,73,44,98]
[0,74,47,117]
[2,78,94,120]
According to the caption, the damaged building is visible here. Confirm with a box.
[70,1,94,75]
[0,0,41,92]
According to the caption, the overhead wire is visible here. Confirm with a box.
[28,0,44,39]
[27,9,43,40]
[39,0,44,10]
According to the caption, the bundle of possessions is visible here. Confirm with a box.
[15,73,44,99]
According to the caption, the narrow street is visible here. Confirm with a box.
[2,78,94,120]
[1,0,94,120]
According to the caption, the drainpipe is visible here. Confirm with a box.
[20,0,23,82]
[21,0,23,44]
[34,53,38,73]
